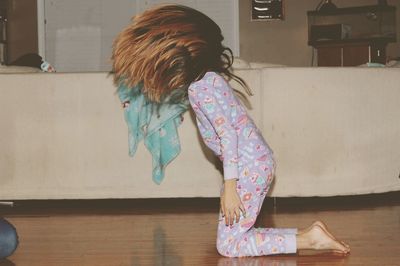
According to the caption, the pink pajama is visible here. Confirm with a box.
[188,71,297,257]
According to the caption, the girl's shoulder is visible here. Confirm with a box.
[189,71,230,92]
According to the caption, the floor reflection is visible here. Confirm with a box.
[218,257,297,266]
[152,225,182,266]
[0,259,15,266]
[129,221,183,266]
[217,253,348,266]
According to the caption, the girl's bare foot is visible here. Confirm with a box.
[298,220,350,250]
[297,224,350,254]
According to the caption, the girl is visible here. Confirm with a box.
[112,4,350,257]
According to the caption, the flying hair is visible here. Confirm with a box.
[112,4,252,103]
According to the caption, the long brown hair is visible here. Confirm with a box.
[112,4,251,103]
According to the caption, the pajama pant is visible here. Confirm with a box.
[216,153,297,257]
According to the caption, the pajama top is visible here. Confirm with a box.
[188,71,274,180]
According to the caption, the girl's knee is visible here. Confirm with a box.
[216,241,236,257]
[216,233,243,258]
[216,241,226,256]
[0,218,19,259]
[216,234,233,257]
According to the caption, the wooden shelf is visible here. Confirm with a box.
[309,36,396,47]
[307,4,396,16]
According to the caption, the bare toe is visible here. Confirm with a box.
[341,240,351,250]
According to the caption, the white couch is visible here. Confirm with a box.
[1,67,399,199]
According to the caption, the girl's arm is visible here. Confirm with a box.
[221,179,246,226]
[188,75,245,225]
[188,78,239,181]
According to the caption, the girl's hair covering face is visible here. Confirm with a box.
[112,4,250,103]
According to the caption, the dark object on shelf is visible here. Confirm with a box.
[308,4,396,66]
[308,5,396,43]
[318,0,337,12]
[251,0,284,21]
[310,24,351,42]
[378,0,388,6]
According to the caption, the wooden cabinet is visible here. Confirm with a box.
[0,0,38,64]
[314,39,388,66]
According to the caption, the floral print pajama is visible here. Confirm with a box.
[188,72,297,257]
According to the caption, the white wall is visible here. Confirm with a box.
[260,67,400,196]
[0,68,399,199]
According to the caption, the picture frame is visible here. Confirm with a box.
[251,0,285,21]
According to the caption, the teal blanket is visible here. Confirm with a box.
[118,83,189,184]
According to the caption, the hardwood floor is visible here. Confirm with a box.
[1,192,399,266]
